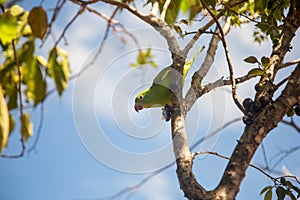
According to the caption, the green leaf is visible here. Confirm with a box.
[190,1,202,20]
[244,56,259,64]
[161,0,180,24]
[21,113,33,141]
[48,47,70,96]
[264,189,272,200]
[7,84,18,110]
[131,48,157,68]
[36,55,47,67]
[28,6,48,40]
[247,68,265,77]
[149,61,158,68]
[276,186,286,200]
[0,85,10,153]
[0,0,8,3]
[180,0,190,13]
[8,114,15,136]
[287,108,295,117]
[0,13,18,44]
[23,57,47,106]
[9,5,25,17]
[254,0,268,12]
[173,24,184,37]
[17,39,35,63]
[261,56,270,68]
[137,50,146,65]
[260,186,273,195]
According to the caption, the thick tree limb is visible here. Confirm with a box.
[185,18,231,112]
[256,0,300,101]
[215,62,300,199]
[171,111,208,199]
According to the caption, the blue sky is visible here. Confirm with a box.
[1,1,300,200]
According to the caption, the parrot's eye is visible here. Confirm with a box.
[139,95,144,100]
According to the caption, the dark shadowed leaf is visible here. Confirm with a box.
[28,6,48,40]
[261,56,270,68]
[7,84,18,110]
[276,186,286,200]
[244,56,259,64]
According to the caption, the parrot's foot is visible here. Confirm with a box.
[162,104,173,121]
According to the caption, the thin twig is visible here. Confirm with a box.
[69,6,119,78]
[160,0,171,21]
[281,118,300,133]
[94,117,241,199]
[41,0,67,47]
[261,142,270,170]
[200,0,245,114]
[54,7,84,46]
[281,58,300,68]
[273,77,289,92]
[1,40,25,158]
[69,1,141,79]
[269,145,300,171]
[150,0,159,16]
[27,103,45,154]
[182,0,248,56]
[193,151,277,182]
[190,117,241,150]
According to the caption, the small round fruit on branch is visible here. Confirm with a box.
[243,98,253,112]
[252,100,262,112]
[243,114,254,125]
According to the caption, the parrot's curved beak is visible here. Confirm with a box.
[134,103,144,112]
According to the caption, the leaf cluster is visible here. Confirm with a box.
[0,5,70,153]
[260,177,300,200]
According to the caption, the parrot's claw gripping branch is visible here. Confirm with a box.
[162,104,173,121]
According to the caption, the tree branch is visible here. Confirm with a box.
[160,0,171,21]
[200,0,245,114]
[1,40,25,158]
[54,7,84,46]
[216,62,300,199]
[281,57,300,68]
[185,18,231,111]
[182,0,248,56]
[193,151,277,183]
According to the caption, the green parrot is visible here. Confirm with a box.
[134,46,204,113]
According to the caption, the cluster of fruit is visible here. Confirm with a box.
[242,96,271,125]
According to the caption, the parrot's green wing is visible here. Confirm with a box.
[153,66,172,87]
[134,46,205,112]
